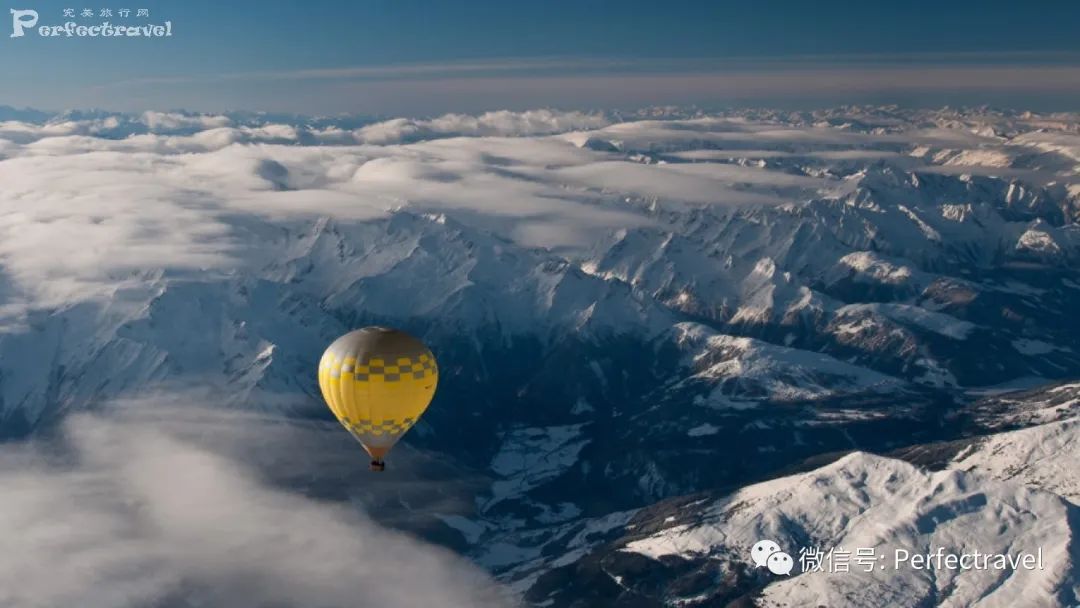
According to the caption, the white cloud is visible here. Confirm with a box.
[140,111,233,133]
[538,159,839,205]
[0,106,1074,325]
[0,149,235,318]
[0,407,509,608]
[354,109,610,145]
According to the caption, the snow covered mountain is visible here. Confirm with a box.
[507,386,1080,607]
[0,105,1078,606]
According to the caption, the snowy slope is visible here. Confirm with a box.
[509,383,1080,607]
[951,417,1080,504]
[523,449,1079,608]
[967,382,1080,430]
[751,454,1078,608]
[668,322,906,404]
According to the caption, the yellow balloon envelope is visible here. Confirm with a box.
[318,327,438,470]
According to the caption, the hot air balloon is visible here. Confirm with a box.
[318,327,438,471]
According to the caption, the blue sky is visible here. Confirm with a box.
[3,0,1080,114]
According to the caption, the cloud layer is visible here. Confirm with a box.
[0,105,1076,326]
[0,407,508,608]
